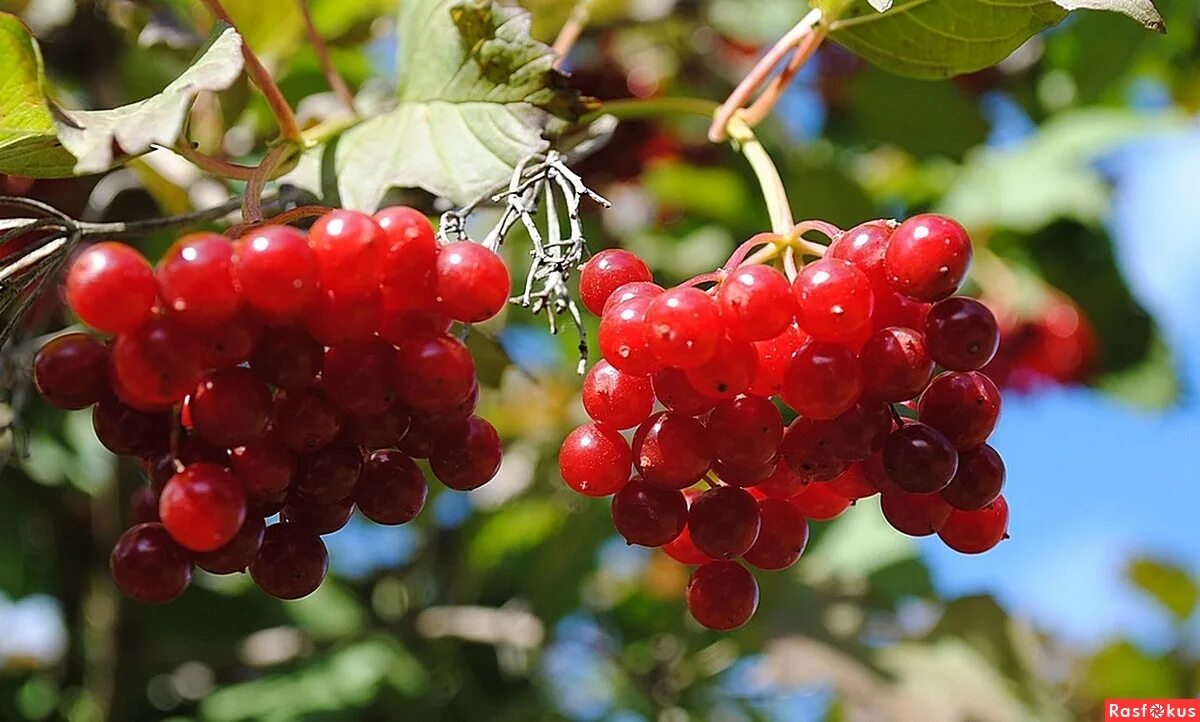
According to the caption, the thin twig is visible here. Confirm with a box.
[299,0,356,112]
[172,141,259,181]
[552,0,593,69]
[242,144,295,223]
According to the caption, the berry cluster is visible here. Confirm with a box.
[983,291,1098,392]
[560,214,1009,631]
[32,207,511,604]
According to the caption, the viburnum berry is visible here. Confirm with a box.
[885,214,972,302]
[197,312,261,369]
[827,220,892,288]
[249,523,329,600]
[374,206,438,294]
[711,457,777,488]
[251,326,323,390]
[651,368,718,416]
[743,499,809,570]
[686,561,758,631]
[781,341,862,420]
[110,522,192,604]
[663,525,715,566]
[159,463,247,552]
[859,326,934,402]
[632,411,712,490]
[580,249,653,316]
[925,296,1000,371]
[156,233,239,329]
[645,287,723,368]
[322,339,396,417]
[231,439,296,510]
[436,241,511,323]
[599,295,661,376]
[880,491,953,537]
[271,389,343,453]
[355,450,428,525]
[825,400,893,461]
[582,360,655,430]
[307,209,384,296]
[292,441,362,504]
[113,317,206,407]
[707,396,783,468]
[194,516,265,575]
[717,264,796,341]
[33,333,110,409]
[941,444,1005,511]
[789,482,851,521]
[66,242,157,334]
[882,422,958,494]
[305,287,382,347]
[827,463,877,500]
[379,287,451,343]
[684,334,758,399]
[233,225,319,322]
[747,324,807,398]
[282,495,355,535]
[430,416,502,491]
[344,404,411,451]
[755,462,808,500]
[92,397,170,456]
[559,423,631,497]
[918,371,1002,450]
[779,417,847,483]
[873,290,931,331]
[611,478,687,547]
[687,486,761,559]
[393,334,477,414]
[189,368,272,448]
[793,258,875,343]
[938,496,1009,554]
[602,280,663,316]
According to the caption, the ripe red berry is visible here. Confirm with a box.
[687,486,761,559]
[599,295,661,376]
[66,242,156,333]
[602,281,663,316]
[159,463,247,552]
[580,249,653,316]
[743,499,809,570]
[271,389,343,453]
[33,333,110,409]
[435,242,511,323]
[156,233,239,329]
[632,412,712,490]
[281,495,355,535]
[190,368,272,448]
[827,220,892,287]
[645,287,724,368]
[825,400,893,461]
[374,206,438,294]
[110,522,192,604]
[711,457,777,488]
[651,368,718,416]
[789,482,851,521]
[322,339,396,417]
[112,318,206,407]
[343,404,411,450]
[92,397,170,456]
[859,327,934,402]
[717,264,796,342]
[431,416,502,491]
[308,209,385,296]
[941,444,1005,511]
[393,334,477,414]
[881,491,953,537]
[755,462,808,500]
[918,371,1002,450]
[233,225,319,322]
[827,463,877,500]
[251,326,323,390]
[663,525,715,566]
[925,297,1000,371]
[559,423,631,497]
[686,561,758,631]
[355,450,428,525]
[305,287,382,346]
[379,288,451,344]
[231,439,296,510]
[938,496,1009,554]
[293,441,362,503]
[781,341,862,420]
[130,486,160,524]
[747,324,807,398]
[885,214,972,302]
[882,423,958,494]
[197,312,261,369]
[684,334,758,399]
[779,417,847,483]
[611,478,687,547]
[582,360,655,430]
[194,516,265,575]
[793,259,874,343]
[249,523,329,599]
[707,396,783,467]
[873,290,931,331]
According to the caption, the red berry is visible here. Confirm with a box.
[611,478,687,547]
[112,318,206,407]
[110,522,191,603]
[130,486,160,523]
[559,424,631,497]
[882,422,958,494]
[293,441,362,503]
[196,312,261,369]
[271,389,343,453]
[687,486,761,559]
[825,400,893,461]
[249,523,329,599]
[33,333,110,409]
[743,499,809,570]
[711,457,777,488]
[582,360,654,430]
[92,397,170,456]
[281,495,355,535]
[651,367,718,416]
[194,516,265,574]
[789,482,851,521]
[861,451,904,495]
[308,210,384,296]
[431,416,502,491]
[827,463,877,500]
[598,295,661,376]
[580,249,653,316]
[632,412,712,490]
[355,450,428,525]
[755,462,808,499]
[393,334,476,414]
[156,233,239,329]
[925,297,1000,371]
[859,327,934,402]
[251,326,323,390]
[663,525,715,566]
[747,325,807,398]
[399,414,463,460]
[918,371,1002,450]
[602,281,663,316]
[885,214,972,302]
[781,341,862,420]
[941,444,1005,511]
[717,264,796,341]
[645,287,723,368]
[881,491,953,536]
[305,287,382,346]
[343,405,411,450]
[707,396,783,467]
[231,439,295,510]
[374,206,437,294]
[938,496,1008,554]
[684,334,758,399]
[160,463,247,552]
[190,368,272,448]
[873,290,931,331]
[379,285,451,343]
[66,242,156,333]
[436,242,511,323]
[233,225,319,322]
[686,561,758,631]
[322,339,396,417]
[779,417,847,483]
[793,259,874,344]
[828,220,892,287]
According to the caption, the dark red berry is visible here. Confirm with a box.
[687,486,761,559]
[707,396,783,467]
[651,367,718,416]
[231,439,296,510]
[925,297,1000,371]
[825,400,893,461]
[355,450,428,525]
[743,499,809,570]
[33,333,110,409]
[881,491,952,536]
[789,482,851,521]
[781,341,862,420]
[293,441,363,504]
[271,389,343,453]
[393,334,476,414]
[322,339,396,417]
[941,444,1005,510]
[779,417,847,483]
[250,523,329,599]
[305,287,382,347]
[882,422,958,494]
[112,318,206,407]
[632,412,712,490]
[611,478,687,547]
[282,495,354,535]
[431,416,502,491]
[93,397,170,456]
[194,516,265,574]
[251,326,323,390]
[686,561,758,631]
[190,368,272,448]
[110,522,192,603]
[918,371,1002,450]
[859,327,934,402]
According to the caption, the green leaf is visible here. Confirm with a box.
[814,0,1164,80]
[0,12,75,176]
[283,0,591,210]
[467,498,563,571]
[1087,640,1182,700]
[1126,557,1199,620]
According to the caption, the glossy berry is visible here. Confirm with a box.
[827,463,877,500]
[651,368,718,416]
[781,341,862,420]
[355,450,428,525]
[686,561,758,631]
[190,368,272,448]
[307,210,384,296]
[580,249,653,316]
[194,516,265,575]
[663,525,715,566]
[779,417,847,483]
[393,334,476,414]
[941,444,1005,511]
[861,451,903,496]
[271,389,343,453]
[159,463,247,552]
[874,290,931,331]
[197,312,261,369]
[156,233,239,328]
[559,424,631,497]
[110,523,191,604]
[885,214,972,302]
[918,371,1002,450]
[755,463,808,500]
[322,339,395,417]
[92,397,170,456]
[431,416,502,491]
[882,423,958,494]
[645,287,723,368]
[926,296,1000,371]
[707,396,784,467]
[793,258,875,343]
[344,405,411,450]
[611,478,687,547]
[379,290,450,344]
[859,327,934,402]
[828,220,892,287]
[113,318,206,407]
[684,334,758,399]
[938,496,1009,554]
[881,491,953,537]
[711,457,777,488]
[305,287,381,347]
[599,295,661,376]
[825,401,893,461]
[747,325,806,398]
[281,495,355,535]
[293,442,362,504]
[687,487,761,559]
[717,264,796,341]
[436,242,511,323]
[374,206,438,294]
[789,482,851,521]
[66,242,156,333]
[231,440,296,508]
[743,499,809,570]
[582,360,655,430]
[233,225,319,322]
[632,412,712,490]
[602,281,663,316]
[251,326,323,390]
[249,523,329,600]
[33,333,109,409]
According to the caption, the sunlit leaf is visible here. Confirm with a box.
[0,12,75,176]
[1126,557,1199,620]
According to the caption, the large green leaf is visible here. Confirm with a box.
[283,0,591,210]
[0,12,75,176]
[813,0,1165,80]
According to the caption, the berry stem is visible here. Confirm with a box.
[298,0,357,113]
[241,144,296,224]
[726,115,793,236]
